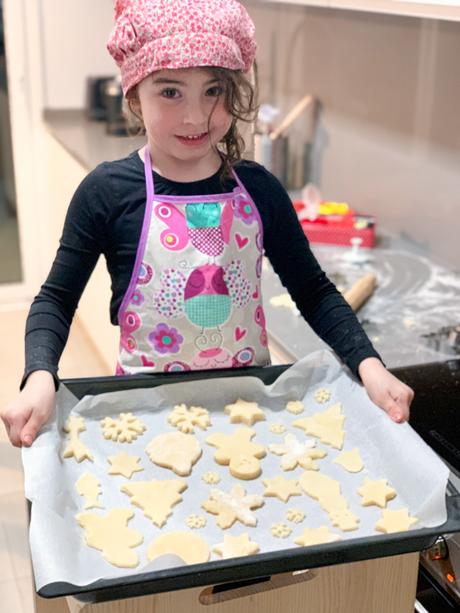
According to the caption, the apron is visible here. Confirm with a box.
[116,148,271,374]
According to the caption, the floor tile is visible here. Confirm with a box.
[0,577,25,611]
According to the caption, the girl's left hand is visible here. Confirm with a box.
[358,357,414,423]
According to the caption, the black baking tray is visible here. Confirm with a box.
[35,361,460,603]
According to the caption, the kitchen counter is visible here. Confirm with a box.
[45,109,460,370]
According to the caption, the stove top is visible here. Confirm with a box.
[392,359,460,475]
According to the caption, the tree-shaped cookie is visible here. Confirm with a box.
[202,484,264,528]
[294,402,345,449]
[146,431,202,476]
[63,416,93,463]
[206,427,265,479]
[76,508,143,568]
[121,479,187,527]
[168,404,211,433]
[269,433,327,471]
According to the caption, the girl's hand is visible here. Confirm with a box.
[358,357,414,423]
[0,370,56,447]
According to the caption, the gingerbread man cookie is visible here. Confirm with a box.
[206,427,265,479]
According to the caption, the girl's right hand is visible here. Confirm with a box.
[0,370,56,448]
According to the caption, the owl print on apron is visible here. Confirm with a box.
[117,148,270,374]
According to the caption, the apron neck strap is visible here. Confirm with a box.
[144,146,155,201]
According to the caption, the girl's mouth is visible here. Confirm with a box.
[176,132,209,146]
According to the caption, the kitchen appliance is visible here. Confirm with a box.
[102,76,129,136]
[392,358,460,610]
[32,361,460,607]
[85,76,113,121]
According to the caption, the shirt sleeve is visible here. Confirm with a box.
[244,165,382,377]
[21,165,112,389]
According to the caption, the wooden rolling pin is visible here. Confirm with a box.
[343,272,377,312]
[269,94,314,140]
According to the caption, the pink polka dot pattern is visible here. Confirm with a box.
[108,0,257,96]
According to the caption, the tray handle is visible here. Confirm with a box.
[199,569,317,605]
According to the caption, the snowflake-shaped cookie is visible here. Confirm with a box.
[286,508,305,523]
[101,413,146,443]
[168,404,211,433]
[202,484,264,529]
[269,423,286,434]
[285,400,304,415]
[201,471,221,485]
[269,433,326,471]
[314,388,331,404]
[271,523,292,538]
[185,514,207,529]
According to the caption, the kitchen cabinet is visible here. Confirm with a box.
[260,0,460,21]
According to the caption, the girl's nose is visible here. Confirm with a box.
[183,100,207,126]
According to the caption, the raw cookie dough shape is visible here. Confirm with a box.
[76,508,143,568]
[213,533,260,559]
[299,471,359,532]
[229,453,262,480]
[333,448,364,473]
[101,412,146,443]
[224,399,266,426]
[269,423,286,434]
[271,523,292,538]
[314,388,331,404]
[375,508,418,534]
[286,508,305,523]
[269,433,327,471]
[108,452,144,479]
[294,526,341,547]
[147,531,209,565]
[168,404,211,433]
[357,478,397,508]
[202,484,264,529]
[146,431,202,476]
[76,473,103,509]
[121,479,187,527]
[294,402,345,450]
[201,471,221,485]
[263,476,302,503]
[185,514,207,529]
[285,400,304,415]
[63,416,93,463]
[206,427,265,479]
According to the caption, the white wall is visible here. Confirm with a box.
[40,0,115,109]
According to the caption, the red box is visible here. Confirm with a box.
[293,201,376,248]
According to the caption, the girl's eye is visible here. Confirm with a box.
[206,85,224,97]
[161,88,180,99]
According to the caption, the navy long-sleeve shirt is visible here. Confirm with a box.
[23,151,380,387]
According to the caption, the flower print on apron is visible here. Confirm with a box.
[116,148,271,374]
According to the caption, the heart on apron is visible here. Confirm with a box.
[235,233,249,250]
[235,326,247,341]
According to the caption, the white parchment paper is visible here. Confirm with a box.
[22,350,448,590]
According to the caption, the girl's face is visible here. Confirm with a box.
[134,68,232,175]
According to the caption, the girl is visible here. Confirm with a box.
[1,0,413,447]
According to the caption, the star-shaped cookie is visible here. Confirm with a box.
[224,399,266,426]
[263,476,302,502]
[357,478,397,508]
[293,402,345,449]
[108,452,144,479]
[294,526,341,547]
[375,508,418,533]
[213,533,260,559]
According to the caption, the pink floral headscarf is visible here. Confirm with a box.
[107,0,257,96]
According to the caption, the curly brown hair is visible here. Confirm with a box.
[125,65,259,182]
